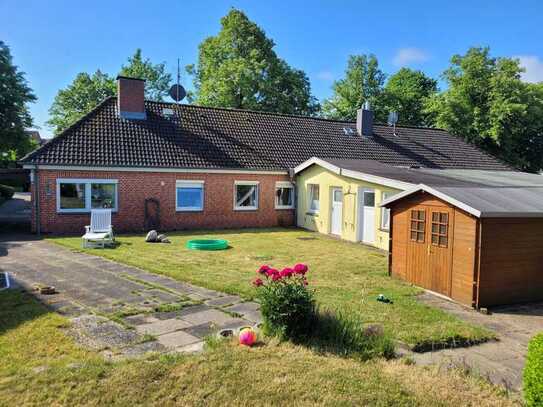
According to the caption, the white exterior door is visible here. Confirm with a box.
[330,188,343,236]
[358,188,375,243]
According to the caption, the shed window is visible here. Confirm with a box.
[410,210,425,242]
[431,212,449,247]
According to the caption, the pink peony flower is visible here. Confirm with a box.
[253,278,264,287]
[271,272,282,281]
[280,267,294,278]
[266,268,278,277]
[294,263,308,275]
[258,265,271,274]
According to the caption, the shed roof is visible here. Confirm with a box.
[294,157,543,218]
[381,184,543,218]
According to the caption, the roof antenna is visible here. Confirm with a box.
[387,111,399,136]
[169,58,186,105]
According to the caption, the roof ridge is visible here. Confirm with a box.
[146,99,454,131]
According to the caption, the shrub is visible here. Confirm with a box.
[524,332,543,406]
[253,264,315,340]
[0,184,14,200]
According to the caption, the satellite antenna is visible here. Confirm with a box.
[169,58,186,103]
[387,111,399,136]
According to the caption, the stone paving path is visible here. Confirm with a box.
[0,236,261,358]
[408,292,543,391]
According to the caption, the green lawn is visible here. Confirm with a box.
[50,227,492,349]
[0,290,515,406]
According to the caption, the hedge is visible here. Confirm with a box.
[524,332,543,406]
[0,184,14,200]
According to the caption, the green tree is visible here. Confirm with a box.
[187,9,319,115]
[322,54,386,121]
[425,47,543,172]
[47,70,115,134]
[0,41,37,165]
[382,68,437,126]
[119,49,172,101]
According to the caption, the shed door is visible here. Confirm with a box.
[406,206,453,296]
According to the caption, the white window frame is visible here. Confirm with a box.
[307,183,320,214]
[275,181,294,209]
[56,178,118,213]
[234,181,259,211]
[380,191,394,231]
[176,180,205,212]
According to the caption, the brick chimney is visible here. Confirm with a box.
[356,101,373,136]
[117,76,146,120]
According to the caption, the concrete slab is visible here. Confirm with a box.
[135,319,191,336]
[180,309,237,326]
[157,330,201,349]
[205,295,242,307]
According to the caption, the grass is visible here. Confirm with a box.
[0,290,517,406]
[50,227,492,349]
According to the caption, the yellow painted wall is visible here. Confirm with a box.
[296,165,401,250]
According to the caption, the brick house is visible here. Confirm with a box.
[21,76,510,238]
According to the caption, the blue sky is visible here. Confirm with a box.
[2,0,543,138]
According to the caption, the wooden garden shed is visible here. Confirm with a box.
[382,181,543,308]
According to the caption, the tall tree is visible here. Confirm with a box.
[47,70,115,134]
[119,49,172,101]
[0,41,36,165]
[322,54,386,121]
[425,47,543,172]
[382,68,437,126]
[187,9,319,115]
[48,50,173,134]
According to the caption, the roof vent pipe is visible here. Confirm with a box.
[356,101,373,136]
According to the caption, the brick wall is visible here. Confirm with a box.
[32,169,295,234]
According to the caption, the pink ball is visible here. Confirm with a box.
[239,327,257,346]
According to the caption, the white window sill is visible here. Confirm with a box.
[275,205,294,210]
[234,206,258,211]
[176,208,203,212]
[58,209,118,214]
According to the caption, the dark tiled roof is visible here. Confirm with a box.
[22,97,511,171]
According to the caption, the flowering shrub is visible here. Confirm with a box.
[253,263,315,340]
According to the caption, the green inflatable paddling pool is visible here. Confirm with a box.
[186,239,229,250]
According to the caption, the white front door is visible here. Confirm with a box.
[358,188,375,243]
[330,188,343,236]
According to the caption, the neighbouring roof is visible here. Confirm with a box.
[21,97,511,171]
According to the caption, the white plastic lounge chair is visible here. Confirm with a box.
[82,209,115,248]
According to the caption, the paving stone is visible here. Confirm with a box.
[119,340,167,357]
[153,310,184,320]
[143,289,185,303]
[177,304,211,316]
[182,322,216,338]
[205,295,242,307]
[180,309,237,326]
[157,330,201,349]
[123,314,160,326]
[224,302,262,323]
[135,318,191,336]
[70,315,142,350]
